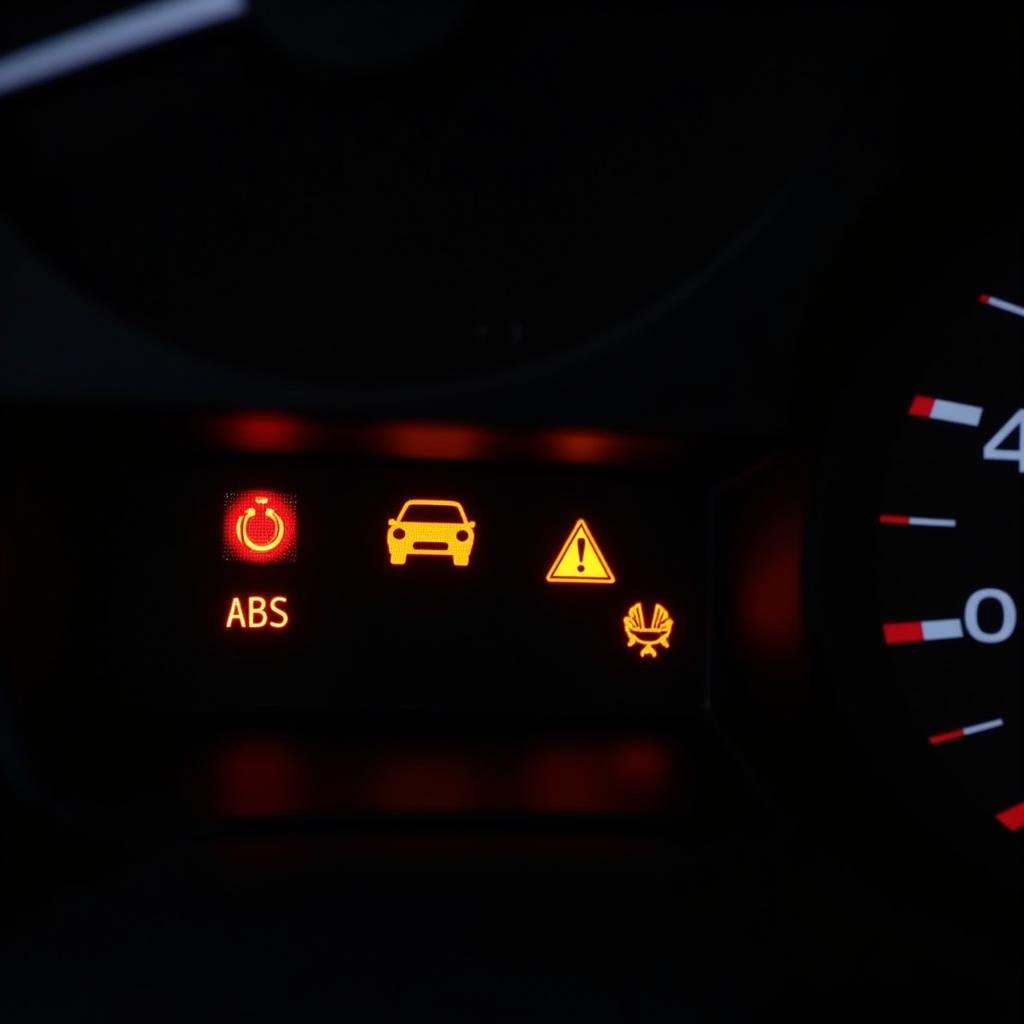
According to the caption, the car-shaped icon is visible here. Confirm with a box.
[387,499,476,567]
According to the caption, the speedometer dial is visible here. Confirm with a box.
[879,291,1021,835]
[817,275,1022,876]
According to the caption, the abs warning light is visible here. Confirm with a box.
[545,518,615,584]
[225,595,290,629]
[223,490,298,564]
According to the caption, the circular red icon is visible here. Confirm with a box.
[223,490,298,564]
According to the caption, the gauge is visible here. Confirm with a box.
[817,274,1022,878]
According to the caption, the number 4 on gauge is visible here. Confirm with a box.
[983,410,1024,472]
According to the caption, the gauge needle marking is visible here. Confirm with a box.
[879,514,957,528]
[995,800,1024,832]
[0,0,248,99]
[928,718,1004,745]
[978,293,1024,320]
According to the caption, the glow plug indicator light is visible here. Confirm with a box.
[623,602,674,658]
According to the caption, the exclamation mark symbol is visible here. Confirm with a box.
[577,536,586,573]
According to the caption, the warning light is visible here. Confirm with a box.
[545,518,615,584]
[225,595,290,629]
[223,490,297,563]
[623,602,673,657]
[387,499,475,567]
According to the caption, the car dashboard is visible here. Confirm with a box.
[0,3,1020,1021]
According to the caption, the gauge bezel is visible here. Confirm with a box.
[809,267,1022,892]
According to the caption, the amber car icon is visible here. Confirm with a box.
[387,499,476,567]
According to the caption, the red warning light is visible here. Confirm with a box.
[223,490,298,563]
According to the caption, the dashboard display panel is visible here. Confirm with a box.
[2,417,716,719]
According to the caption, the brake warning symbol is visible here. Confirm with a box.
[545,519,615,584]
[223,490,298,564]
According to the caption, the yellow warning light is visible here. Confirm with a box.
[387,498,476,567]
[623,602,673,657]
[545,518,615,584]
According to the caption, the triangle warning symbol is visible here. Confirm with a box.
[545,519,616,584]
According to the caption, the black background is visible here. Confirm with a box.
[0,3,1021,1021]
